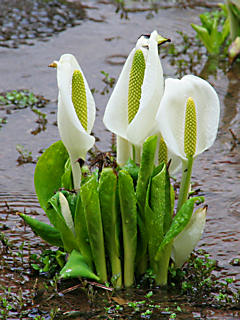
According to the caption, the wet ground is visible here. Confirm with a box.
[0,0,240,318]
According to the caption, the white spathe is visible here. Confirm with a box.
[103,30,164,153]
[171,206,207,268]
[54,54,96,190]
[156,75,220,161]
[59,192,75,236]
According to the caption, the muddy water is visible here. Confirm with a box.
[0,0,239,318]
[0,0,86,48]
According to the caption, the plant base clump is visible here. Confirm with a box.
[20,135,205,289]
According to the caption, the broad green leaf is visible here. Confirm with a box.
[99,168,122,288]
[80,175,107,282]
[34,140,69,213]
[155,196,204,262]
[19,212,63,247]
[118,170,137,287]
[60,250,99,281]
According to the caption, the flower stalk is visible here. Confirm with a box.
[177,156,194,212]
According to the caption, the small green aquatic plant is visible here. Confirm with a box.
[19,31,220,289]
[0,89,48,109]
[191,5,229,55]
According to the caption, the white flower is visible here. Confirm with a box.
[156,75,220,161]
[103,30,167,164]
[50,54,96,190]
[171,206,207,268]
[59,192,75,235]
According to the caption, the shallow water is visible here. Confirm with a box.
[0,0,239,318]
[0,0,86,48]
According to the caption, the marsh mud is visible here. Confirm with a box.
[0,0,239,318]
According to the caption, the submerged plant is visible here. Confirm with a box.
[19,32,220,289]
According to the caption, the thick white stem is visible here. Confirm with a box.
[117,135,131,166]
[70,156,81,192]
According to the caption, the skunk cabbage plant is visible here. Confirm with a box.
[19,33,220,290]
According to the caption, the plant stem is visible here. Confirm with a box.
[111,255,122,289]
[154,243,172,286]
[70,157,81,191]
[177,156,194,212]
[132,144,136,163]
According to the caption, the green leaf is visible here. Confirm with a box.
[210,17,222,48]
[61,158,73,190]
[122,159,139,184]
[135,135,157,274]
[34,140,69,214]
[155,196,204,262]
[136,135,158,214]
[18,213,63,247]
[60,250,99,281]
[191,24,216,54]
[74,192,93,268]
[80,175,107,282]
[221,11,230,43]
[118,170,137,287]
[99,168,122,288]
[227,0,240,40]
[199,12,213,32]
[146,163,172,267]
